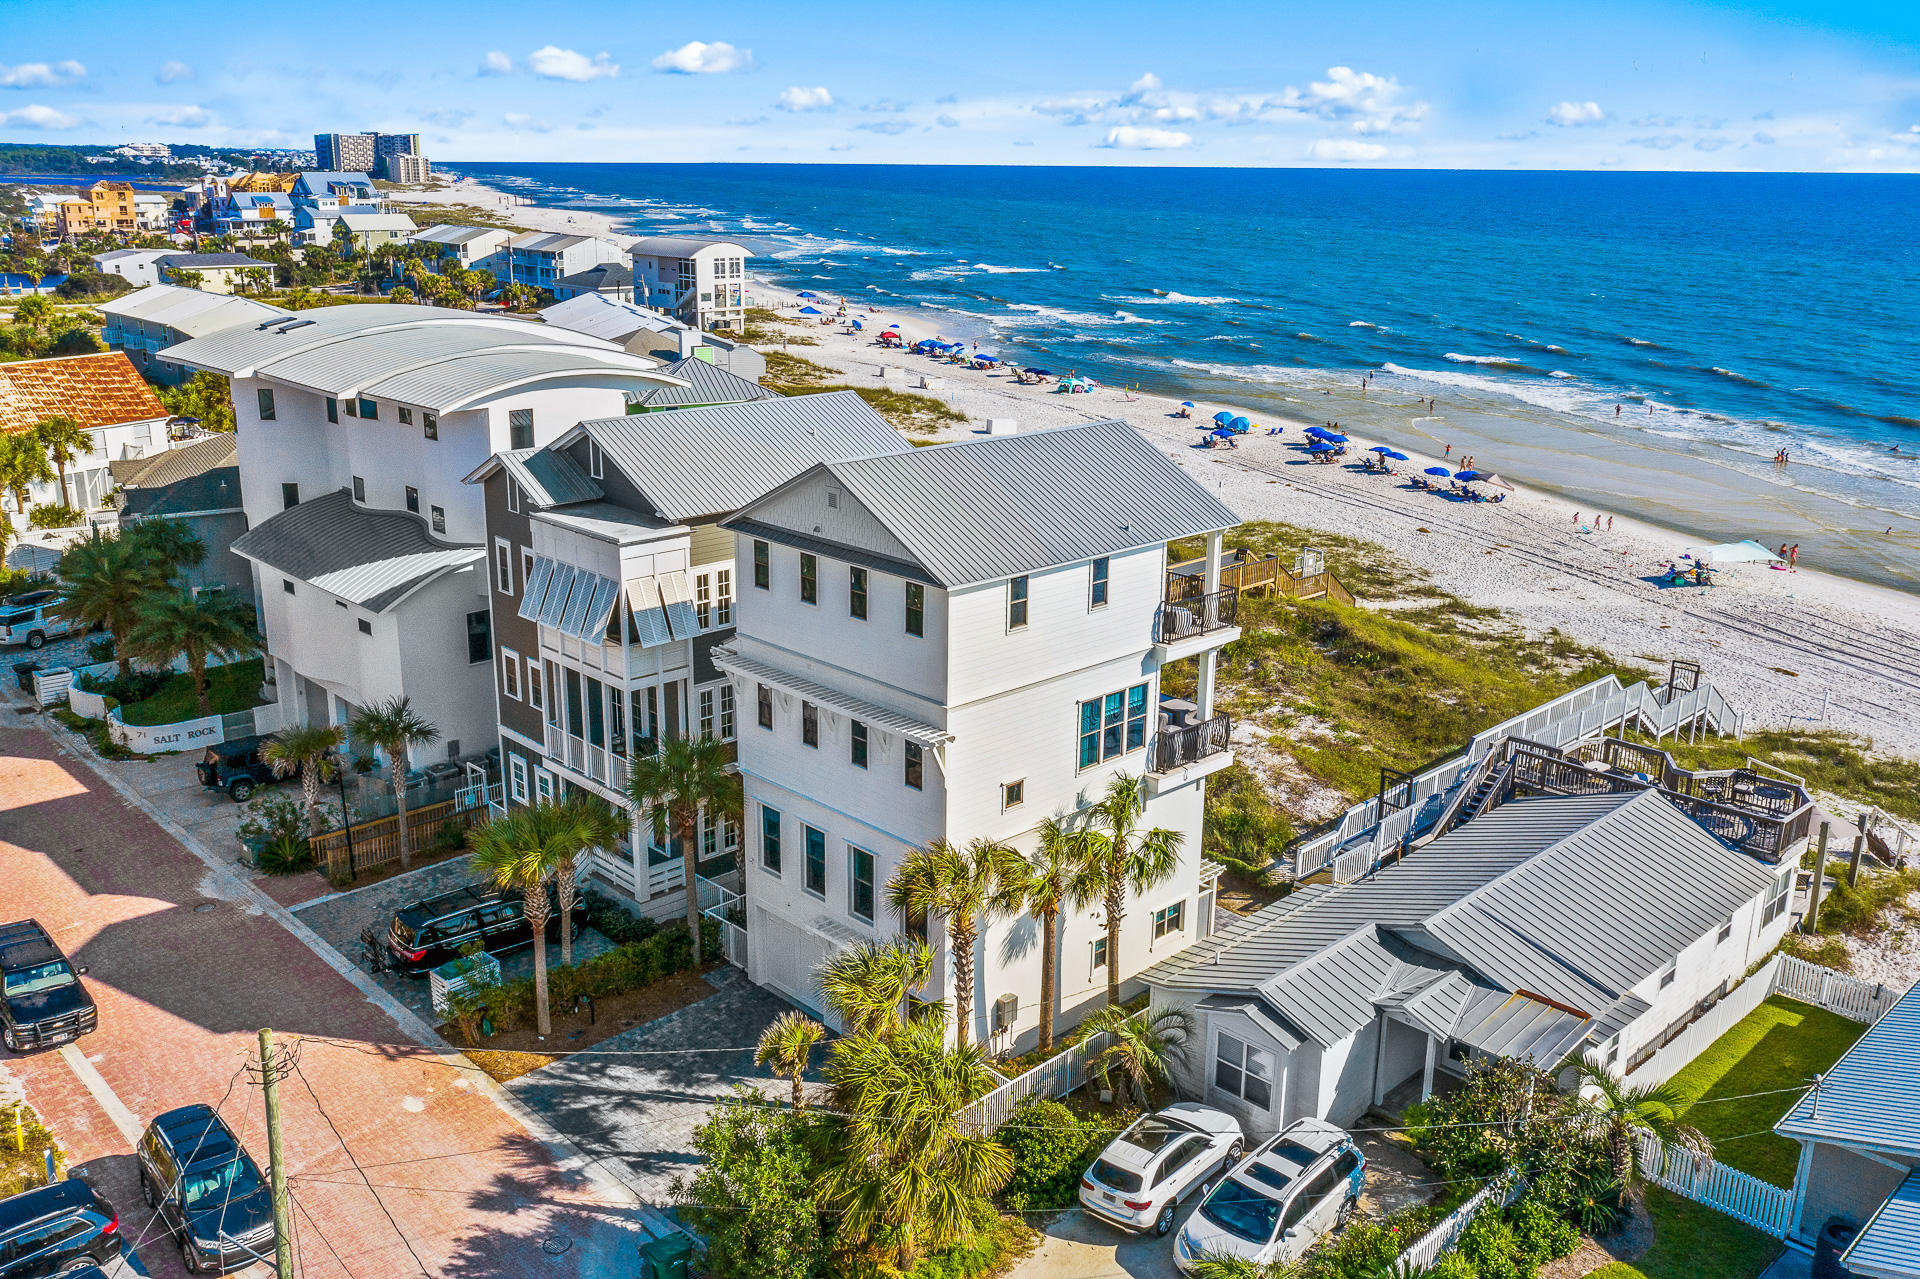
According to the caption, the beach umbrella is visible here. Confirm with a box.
[1182,401,1195,408]
[1384,450,1409,461]
[797,290,818,298]
[1323,433,1348,443]
[1213,410,1235,424]
[1026,368,1054,376]
[1229,415,1251,431]
[798,305,822,314]
[1212,428,1236,439]
[1424,466,1453,477]
[1304,426,1330,439]
[1369,445,1393,454]
[1454,470,1483,481]
[1307,442,1335,452]
[888,323,901,329]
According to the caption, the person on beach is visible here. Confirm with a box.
[1444,443,1452,457]
[1607,516,1614,531]
[1574,512,1581,526]
[1616,404,1622,417]
[1789,544,1799,566]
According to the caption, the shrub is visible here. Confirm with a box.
[1507,1195,1579,1266]
[85,636,115,665]
[1456,1209,1530,1279]
[903,1206,1025,1279]
[582,887,659,944]
[237,795,311,873]
[74,667,170,707]
[993,1097,1119,1212]
[1429,1250,1478,1279]
[676,1093,827,1279]
[431,819,468,853]
[1299,1202,1444,1279]
[28,504,82,529]
[474,919,705,1033]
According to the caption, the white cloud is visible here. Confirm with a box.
[1631,114,1676,129]
[1625,134,1683,149]
[426,108,474,127]
[480,51,513,75]
[156,60,193,84]
[503,112,556,132]
[1548,100,1605,127]
[936,114,959,128]
[651,41,752,74]
[778,85,834,112]
[149,105,212,128]
[1307,138,1389,161]
[1693,136,1732,152]
[1753,131,1776,145]
[856,119,913,135]
[863,99,909,113]
[0,60,86,89]
[1281,67,1426,134]
[828,142,854,152]
[1099,125,1193,150]
[0,104,80,129]
[529,46,618,82]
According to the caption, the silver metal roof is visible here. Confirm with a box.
[572,390,910,522]
[714,647,952,746]
[629,235,750,259]
[96,285,289,337]
[488,448,603,508]
[1453,991,1593,1065]
[1844,1169,1920,1279]
[539,293,688,343]
[411,224,512,247]
[736,420,1241,588]
[1777,978,1920,1157]
[231,488,481,612]
[627,357,776,410]
[513,231,602,253]
[337,212,417,233]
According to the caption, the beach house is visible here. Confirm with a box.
[505,233,624,293]
[0,352,176,518]
[91,248,179,290]
[408,224,514,274]
[55,182,141,237]
[537,293,767,379]
[109,433,249,595]
[97,286,288,385]
[289,171,378,246]
[720,421,1241,1049]
[335,212,418,256]
[552,261,636,303]
[627,236,751,332]
[462,390,907,908]
[157,253,273,295]
[161,304,684,769]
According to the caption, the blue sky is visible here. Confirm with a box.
[4,0,1918,169]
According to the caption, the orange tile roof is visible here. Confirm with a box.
[0,352,170,435]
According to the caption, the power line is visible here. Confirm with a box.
[122,1059,251,1264]
[290,1057,435,1279]
[288,1186,359,1279]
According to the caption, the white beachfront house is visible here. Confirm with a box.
[161,304,683,767]
[91,248,179,289]
[505,233,624,293]
[97,285,289,386]
[463,390,909,909]
[0,352,178,518]
[627,236,751,333]
[718,421,1242,1050]
[408,224,514,274]
[537,293,767,380]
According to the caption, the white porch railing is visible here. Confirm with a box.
[700,875,747,970]
[1399,1174,1524,1270]
[1635,1132,1793,1238]
[956,1031,1111,1137]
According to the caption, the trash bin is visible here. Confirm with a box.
[638,1232,694,1279]
[13,660,42,693]
[1814,1215,1859,1279]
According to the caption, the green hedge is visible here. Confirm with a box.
[993,1097,1127,1212]
[479,916,719,1032]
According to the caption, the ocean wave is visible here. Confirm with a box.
[1550,371,1577,380]
[1295,332,1323,342]
[974,263,1045,274]
[1708,367,1769,388]
[997,303,1164,328]
[1349,320,1381,328]
[1623,336,1662,348]
[1444,353,1530,369]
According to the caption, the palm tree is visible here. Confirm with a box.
[388,285,416,305]
[468,803,577,1038]
[550,792,621,966]
[348,696,440,871]
[888,838,1026,1049]
[1080,1003,1196,1109]
[816,1018,1012,1269]
[1575,1062,1709,1196]
[816,939,938,1039]
[755,1011,827,1110]
[0,431,55,515]
[263,722,344,837]
[623,733,743,950]
[1070,773,1185,1008]
[126,589,257,716]
[1000,816,1081,1055]
[33,416,92,509]
[52,531,146,676]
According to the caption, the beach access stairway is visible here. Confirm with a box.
[1288,672,1743,883]
[1166,548,1355,607]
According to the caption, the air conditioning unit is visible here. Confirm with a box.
[992,993,1019,1034]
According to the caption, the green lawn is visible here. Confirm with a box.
[119,658,268,727]
[1591,1188,1782,1279]
[1662,994,1867,1187]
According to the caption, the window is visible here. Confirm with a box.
[1658,962,1677,989]
[399,406,412,425]
[325,396,339,423]
[358,618,372,636]
[281,482,299,509]
[589,442,603,480]
[282,579,295,595]
[716,569,732,625]
[405,486,419,513]
[850,720,867,769]
[1153,900,1185,940]
[849,566,868,620]
[508,408,533,449]
[1091,557,1110,608]
[1763,868,1792,925]
[257,388,276,420]
[804,826,827,897]
[501,648,521,700]
[700,688,716,738]
[1002,779,1024,810]
[1079,683,1150,768]
[1091,936,1108,974]
[719,685,735,740]
[526,662,544,711]
[522,548,534,590]
[509,755,529,804]
[495,539,513,593]
[906,582,925,636]
[431,505,446,535]
[757,683,773,730]
[696,574,712,628]
[1214,1033,1273,1109]
[1008,575,1029,630]
[423,412,438,441]
[753,540,770,589]
[352,475,365,502]
[358,397,378,420]
[466,609,491,663]
[802,701,819,747]
[344,397,358,418]
[761,806,782,874]
[535,769,555,803]
[849,846,875,922]
[799,553,817,604]
[904,741,923,790]
[1717,921,1733,944]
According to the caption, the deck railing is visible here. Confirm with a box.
[1157,587,1239,643]
[957,1031,1111,1137]
[1167,553,1355,606]
[1150,713,1232,775]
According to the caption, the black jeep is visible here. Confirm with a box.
[0,919,98,1053]
[386,883,586,976]
[195,735,293,803]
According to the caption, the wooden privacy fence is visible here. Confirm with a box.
[313,797,491,881]
[1635,1131,1793,1238]
[957,1031,1111,1136]
[1399,1174,1524,1270]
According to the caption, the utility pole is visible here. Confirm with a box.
[258,1029,294,1279]
[1804,821,1831,934]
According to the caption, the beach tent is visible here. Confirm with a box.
[798,306,823,315]
[1214,411,1236,425]
[797,290,819,298]
[1228,416,1251,432]
[1688,541,1781,564]
[1481,473,1514,489]
[1424,466,1453,477]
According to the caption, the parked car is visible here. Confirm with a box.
[194,736,292,803]
[385,883,586,976]
[0,591,85,651]
[136,1104,275,1276]
[1174,1118,1365,1273]
[0,1177,124,1276]
[0,919,98,1053]
[1079,1103,1245,1237]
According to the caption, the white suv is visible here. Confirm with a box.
[1174,1118,1366,1273]
[0,591,80,650]
[1079,1103,1245,1237]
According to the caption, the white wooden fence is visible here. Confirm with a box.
[1773,954,1901,1023]
[1399,1174,1524,1269]
[1635,1131,1794,1237]
[957,1031,1112,1136]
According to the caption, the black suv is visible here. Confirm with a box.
[0,920,98,1053]
[195,736,292,803]
[137,1105,274,1275]
[386,883,585,976]
[0,1178,124,1276]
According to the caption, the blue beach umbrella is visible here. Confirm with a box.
[1182,401,1195,408]
[1454,470,1483,481]
[1229,415,1251,432]
[888,323,901,329]
[1424,466,1453,477]
[1307,442,1335,452]
[1385,450,1409,461]
[1304,426,1331,439]
[1369,445,1393,454]
[797,290,818,298]
[1213,410,1235,424]
[1323,433,1348,443]
[798,305,822,314]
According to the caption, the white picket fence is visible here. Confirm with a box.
[1635,1131,1794,1237]
[957,1030,1111,1136]
[1399,1174,1525,1269]
[1773,954,1901,1023]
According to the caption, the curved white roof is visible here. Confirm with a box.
[161,304,685,412]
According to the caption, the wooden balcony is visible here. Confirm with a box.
[1167,549,1355,607]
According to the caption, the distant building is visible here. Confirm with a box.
[408,224,514,274]
[314,133,377,174]
[132,191,171,231]
[114,143,172,160]
[158,253,273,295]
[56,182,141,237]
[109,433,250,595]
[552,261,635,303]
[0,352,176,516]
[537,293,766,379]
[97,285,289,384]
[505,232,622,293]
[315,132,428,181]
[386,154,431,184]
[289,172,378,246]
[91,248,179,289]
[209,190,294,238]
[628,236,751,333]
[336,211,418,255]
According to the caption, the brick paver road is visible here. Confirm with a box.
[0,714,648,1278]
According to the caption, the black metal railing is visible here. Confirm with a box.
[1151,713,1232,774]
[1157,587,1240,643]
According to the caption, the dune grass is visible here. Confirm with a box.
[762,349,965,434]
[1590,1188,1781,1279]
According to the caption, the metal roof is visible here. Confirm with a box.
[292,172,372,195]
[230,488,482,612]
[513,231,603,254]
[736,420,1241,588]
[410,224,512,247]
[1453,991,1594,1064]
[713,646,952,746]
[161,252,270,269]
[627,357,776,410]
[540,292,687,343]
[629,235,750,259]
[489,447,604,508]
[110,432,238,491]
[1777,978,1920,1157]
[337,212,417,233]
[96,285,288,336]
[1844,1168,1920,1279]
[571,389,910,522]
[558,261,634,289]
